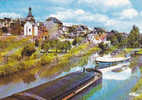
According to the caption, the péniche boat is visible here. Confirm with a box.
[2,68,102,100]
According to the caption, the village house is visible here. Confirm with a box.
[37,22,48,40]
[62,23,74,35]
[44,17,63,39]
[0,18,13,35]
[62,26,70,34]
[87,27,110,45]
[0,17,25,36]
[91,27,106,34]
[62,24,89,39]
[0,19,4,28]
[0,18,12,28]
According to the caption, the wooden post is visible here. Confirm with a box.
[32,25,34,42]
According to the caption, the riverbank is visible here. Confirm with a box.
[0,42,99,77]
[130,69,142,100]
[0,46,141,100]
[0,43,100,99]
[128,54,142,100]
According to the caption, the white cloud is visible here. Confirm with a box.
[105,19,131,32]
[75,9,85,15]
[0,12,22,19]
[49,8,142,33]
[105,17,142,33]
[119,8,138,19]
[105,0,131,7]
[78,0,132,10]
[46,0,74,4]
[49,9,109,23]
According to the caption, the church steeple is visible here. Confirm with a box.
[27,7,33,17]
[26,7,35,22]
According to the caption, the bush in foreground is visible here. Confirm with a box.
[21,44,36,57]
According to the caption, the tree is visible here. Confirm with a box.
[127,25,140,48]
[41,40,50,53]
[107,30,128,48]
[35,39,39,47]
[107,33,118,45]
[139,35,142,47]
[72,38,77,46]
[2,27,8,33]
[98,42,106,51]
[63,41,71,53]
[56,40,63,53]
[72,37,83,46]
[21,45,36,57]
[56,41,71,53]
[98,42,109,54]
[119,38,127,48]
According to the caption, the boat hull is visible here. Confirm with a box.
[96,57,130,69]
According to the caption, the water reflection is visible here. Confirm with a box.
[69,65,140,100]
[22,73,36,84]
[0,54,141,100]
[71,84,102,100]
[0,54,90,99]
[103,67,132,80]
[0,69,37,86]
[72,56,141,100]
[87,69,140,100]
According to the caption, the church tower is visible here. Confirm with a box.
[24,7,38,36]
[26,7,35,22]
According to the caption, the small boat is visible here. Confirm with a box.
[95,56,131,63]
[95,55,131,69]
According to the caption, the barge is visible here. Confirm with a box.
[2,69,102,100]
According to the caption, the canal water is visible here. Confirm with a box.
[0,54,141,100]
[72,55,141,100]
[73,67,141,100]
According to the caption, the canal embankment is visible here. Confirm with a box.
[0,42,99,78]
[129,55,142,100]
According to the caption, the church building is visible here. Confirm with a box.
[24,7,38,36]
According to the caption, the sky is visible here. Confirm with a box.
[0,0,142,33]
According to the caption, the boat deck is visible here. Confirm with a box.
[2,71,101,100]
[96,56,130,63]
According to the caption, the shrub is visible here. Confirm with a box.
[39,55,54,65]
[21,44,36,57]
